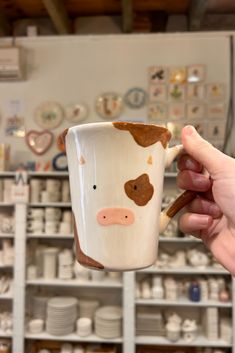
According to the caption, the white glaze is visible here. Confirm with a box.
[66,122,178,270]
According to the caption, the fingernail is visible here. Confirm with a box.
[184,125,196,136]
[190,214,211,228]
[185,158,196,169]
[192,175,210,187]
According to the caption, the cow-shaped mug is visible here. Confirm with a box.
[58,122,196,271]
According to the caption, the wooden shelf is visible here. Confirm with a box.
[135,298,232,307]
[137,266,229,275]
[29,202,71,207]
[135,335,232,347]
[27,233,73,239]
[25,332,122,343]
[26,278,122,288]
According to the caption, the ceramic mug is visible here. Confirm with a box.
[59,122,196,271]
[27,220,44,233]
[45,221,58,234]
[27,208,44,220]
[45,207,61,221]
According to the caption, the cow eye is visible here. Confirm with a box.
[134,185,137,190]
[93,185,97,190]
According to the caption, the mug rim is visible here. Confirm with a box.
[68,121,172,148]
[69,120,170,132]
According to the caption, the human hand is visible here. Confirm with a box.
[177,125,235,275]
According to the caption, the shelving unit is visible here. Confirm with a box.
[0,173,15,351]
[26,278,123,288]
[135,298,233,308]
[135,336,232,347]
[25,332,123,343]
[29,202,72,207]
[0,330,12,338]
[1,170,233,353]
[138,267,229,275]
[27,233,73,239]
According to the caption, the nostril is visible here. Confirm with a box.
[97,208,134,226]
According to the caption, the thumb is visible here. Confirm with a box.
[181,125,227,176]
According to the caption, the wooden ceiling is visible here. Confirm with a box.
[0,0,235,36]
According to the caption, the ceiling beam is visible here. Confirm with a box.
[41,0,71,34]
[121,0,133,33]
[0,11,11,37]
[189,0,207,31]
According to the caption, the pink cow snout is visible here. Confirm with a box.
[97,208,135,226]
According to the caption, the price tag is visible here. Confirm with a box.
[11,171,29,203]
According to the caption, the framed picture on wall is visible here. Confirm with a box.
[207,102,226,119]
[187,64,206,83]
[207,120,226,140]
[207,83,225,100]
[168,103,185,120]
[149,84,167,102]
[169,67,187,84]
[187,103,205,120]
[168,84,186,101]
[148,102,167,120]
[148,66,168,84]
[187,84,205,100]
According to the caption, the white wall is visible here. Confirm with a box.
[0,33,231,169]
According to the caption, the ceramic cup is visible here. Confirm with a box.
[59,221,71,235]
[41,191,50,203]
[59,122,196,271]
[62,210,72,223]
[28,318,44,334]
[27,208,44,220]
[45,221,58,234]
[27,220,44,234]
[30,179,44,203]
[45,207,61,221]
[42,247,58,279]
[46,179,61,191]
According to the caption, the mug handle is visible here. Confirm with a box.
[159,144,197,233]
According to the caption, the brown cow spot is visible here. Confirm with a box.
[57,128,69,153]
[113,121,171,148]
[72,213,104,270]
[79,155,85,165]
[124,173,154,206]
[147,155,153,165]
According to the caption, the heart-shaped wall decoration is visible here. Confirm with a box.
[26,130,53,155]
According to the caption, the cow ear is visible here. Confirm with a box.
[57,128,69,153]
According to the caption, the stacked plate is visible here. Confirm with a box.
[32,296,49,320]
[79,300,100,320]
[46,297,78,336]
[94,306,122,339]
[136,310,165,336]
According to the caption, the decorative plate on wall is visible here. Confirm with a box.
[26,130,53,155]
[95,92,123,119]
[34,101,64,129]
[124,88,147,109]
[65,103,89,123]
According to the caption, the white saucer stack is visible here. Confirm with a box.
[46,297,78,336]
[94,306,122,339]
[136,310,165,336]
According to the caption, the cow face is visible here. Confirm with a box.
[64,122,171,270]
